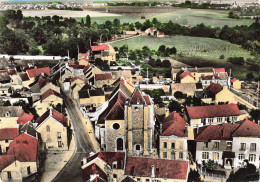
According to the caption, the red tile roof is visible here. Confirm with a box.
[87,152,125,169]
[79,58,89,62]
[161,112,187,137]
[35,109,68,127]
[125,157,189,180]
[0,128,18,141]
[17,113,34,124]
[179,72,195,80]
[150,27,156,31]
[79,53,89,56]
[7,133,38,162]
[70,76,84,83]
[201,75,220,80]
[0,69,16,75]
[91,44,110,52]
[206,83,223,95]
[214,68,225,73]
[98,91,127,124]
[143,95,152,105]
[41,89,62,101]
[187,104,241,119]
[0,155,15,171]
[158,32,165,35]
[68,61,85,69]
[90,176,106,182]
[113,78,134,88]
[129,88,146,105]
[231,78,238,83]
[83,65,91,73]
[82,163,108,182]
[27,67,50,78]
[95,73,112,81]
[232,120,260,137]
[195,120,260,141]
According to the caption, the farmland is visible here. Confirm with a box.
[149,9,254,27]
[110,36,258,80]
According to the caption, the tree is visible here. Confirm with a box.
[16,10,23,21]
[188,169,202,182]
[94,58,110,71]
[152,17,158,25]
[169,46,177,54]
[13,100,39,119]
[113,18,120,27]
[155,59,161,67]
[0,16,7,31]
[202,159,217,171]
[227,163,259,182]
[86,15,91,28]
[246,73,255,80]
[158,45,166,52]
[168,100,182,112]
[161,60,171,67]
[52,103,66,116]
[135,21,142,30]
[174,91,184,99]
[129,51,137,60]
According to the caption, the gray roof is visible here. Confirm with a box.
[19,72,30,81]
[89,88,104,97]
[0,59,11,70]
[19,122,37,138]
[0,106,24,117]
[0,73,11,82]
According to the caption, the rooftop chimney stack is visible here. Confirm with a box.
[151,165,155,177]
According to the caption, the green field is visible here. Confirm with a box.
[149,9,254,27]
[77,15,142,24]
[110,36,258,80]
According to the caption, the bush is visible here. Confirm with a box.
[161,60,171,67]
[228,57,244,65]
[219,54,225,59]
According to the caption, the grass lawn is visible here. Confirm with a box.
[111,35,259,80]
[149,9,254,27]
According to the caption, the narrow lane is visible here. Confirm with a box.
[52,93,94,182]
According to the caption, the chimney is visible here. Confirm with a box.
[160,123,162,134]
[151,165,155,177]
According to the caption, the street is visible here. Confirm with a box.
[52,92,95,182]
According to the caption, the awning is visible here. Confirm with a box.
[222,151,235,159]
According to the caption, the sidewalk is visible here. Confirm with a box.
[40,136,75,182]
[71,98,100,152]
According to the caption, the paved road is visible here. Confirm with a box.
[52,92,94,182]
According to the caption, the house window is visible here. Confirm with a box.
[27,166,31,175]
[238,154,245,160]
[249,154,256,162]
[227,142,232,150]
[46,125,50,132]
[58,141,62,148]
[5,140,8,143]
[113,174,117,179]
[217,117,222,123]
[250,143,256,151]
[57,132,61,139]
[240,143,246,151]
[137,178,140,182]
[163,142,167,149]
[179,142,183,149]
[208,118,213,124]
[171,142,175,149]
[7,172,11,179]
[179,152,183,159]
[112,123,120,130]
[202,118,206,126]
[232,116,237,122]
[202,152,209,159]
[163,152,167,159]
[136,145,140,151]
[213,142,219,149]
[171,152,175,160]
[213,152,219,160]
[224,117,228,122]
[146,179,150,182]
[204,142,208,148]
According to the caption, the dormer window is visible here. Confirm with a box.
[5,111,10,117]
[137,99,140,105]
[112,161,117,169]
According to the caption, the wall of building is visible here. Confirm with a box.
[36,117,68,150]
